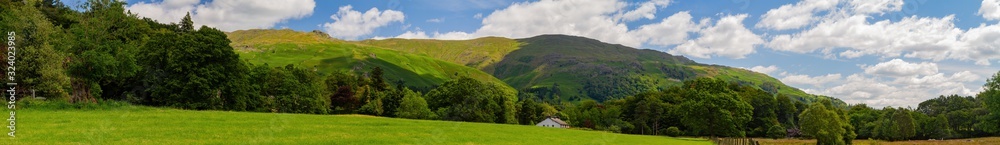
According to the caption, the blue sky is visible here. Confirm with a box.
[113,0,1000,108]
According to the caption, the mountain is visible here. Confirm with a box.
[364,34,840,104]
[226,29,512,91]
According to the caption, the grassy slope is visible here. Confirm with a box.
[6,107,711,144]
[228,29,509,90]
[359,37,521,70]
[360,34,837,103]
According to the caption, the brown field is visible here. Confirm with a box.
[755,137,1000,145]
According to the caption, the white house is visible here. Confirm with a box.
[536,116,570,128]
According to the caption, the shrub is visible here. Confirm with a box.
[665,126,682,137]
[395,89,434,119]
[767,125,786,139]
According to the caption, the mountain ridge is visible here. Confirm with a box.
[231,29,842,105]
[365,33,841,104]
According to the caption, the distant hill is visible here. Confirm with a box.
[359,37,521,70]
[226,29,512,91]
[365,34,841,104]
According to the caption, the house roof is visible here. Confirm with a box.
[549,117,569,126]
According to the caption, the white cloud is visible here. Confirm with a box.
[126,0,315,31]
[387,30,473,40]
[670,14,763,59]
[783,66,983,107]
[765,0,1000,65]
[953,24,1000,65]
[322,5,405,40]
[617,0,671,22]
[862,59,938,77]
[982,0,1000,20]
[780,73,842,87]
[473,13,483,19]
[847,0,903,15]
[472,0,641,46]
[631,11,699,46]
[757,0,839,30]
[427,18,443,23]
[381,0,763,59]
[768,14,963,59]
[748,65,779,74]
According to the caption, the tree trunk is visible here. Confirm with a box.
[70,78,95,103]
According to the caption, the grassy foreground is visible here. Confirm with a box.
[4,106,709,144]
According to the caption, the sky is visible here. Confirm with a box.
[98,0,1000,108]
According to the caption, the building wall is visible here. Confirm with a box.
[536,119,563,128]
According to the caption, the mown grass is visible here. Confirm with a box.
[3,101,711,144]
[756,137,1000,145]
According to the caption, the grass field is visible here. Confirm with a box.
[755,137,1000,145]
[4,105,711,144]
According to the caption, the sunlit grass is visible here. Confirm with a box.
[4,106,711,144]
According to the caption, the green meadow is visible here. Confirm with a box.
[5,104,710,144]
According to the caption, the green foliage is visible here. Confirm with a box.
[68,0,150,100]
[326,71,361,112]
[776,94,798,128]
[927,114,954,139]
[516,98,545,125]
[849,104,879,139]
[679,78,753,137]
[767,125,786,139]
[180,12,194,32]
[978,71,1000,134]
[564,100,632,133]
[742,86,780,137]
[665,126,682,137]
[394,88,434,119]
[872,107,916,141]
[139,24,251,110]
[425,77,517,124]
[0,0,71,100]
[621,91,674,135]
[799,102,846,145]
[253,65,329,114]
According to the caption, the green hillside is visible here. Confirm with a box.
[227,29,510,90]
[359,37,521,70]
[366,34,838,103]
[8,106,710,144]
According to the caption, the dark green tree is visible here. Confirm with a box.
[425,77,517,124]
[799,102,846,145]
[976,71,1000,134]
[180,12,194,31]
[679,78,752,137]
[395,88,434,119]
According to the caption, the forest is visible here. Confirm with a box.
[2,0,1000,145]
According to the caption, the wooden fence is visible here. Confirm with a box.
[709,137,759,145]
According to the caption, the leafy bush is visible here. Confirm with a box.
[426,77,517,124]
[395,89,434,119]
[665,126,682,137]
[767,125,786,139]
